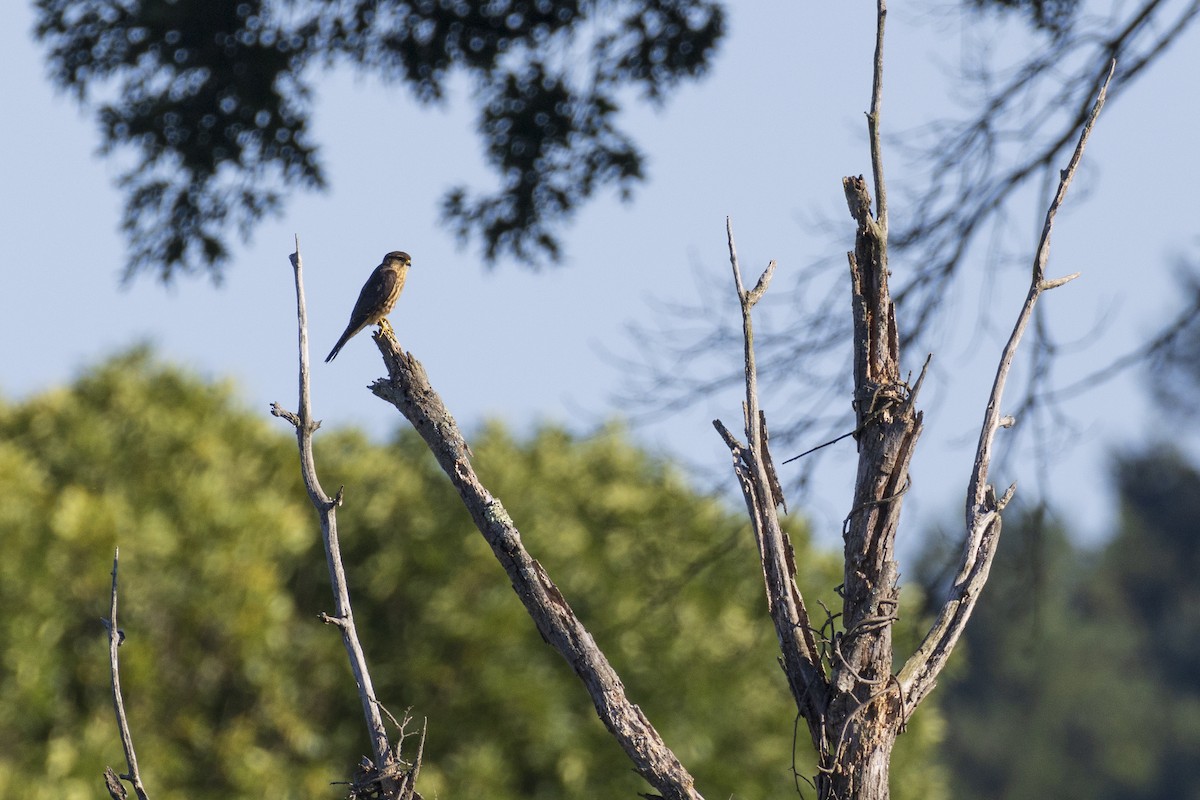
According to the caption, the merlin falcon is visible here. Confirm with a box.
[325,251,412,363]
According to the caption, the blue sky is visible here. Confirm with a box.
[3,2,1196,551]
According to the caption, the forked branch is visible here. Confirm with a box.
[714,217,829,735]
[898,60,1116,715]
[271,238,419,799]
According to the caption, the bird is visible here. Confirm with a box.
[325,251,412,363]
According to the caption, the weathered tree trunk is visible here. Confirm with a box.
[815,174,919,800]
[821,720,897,800]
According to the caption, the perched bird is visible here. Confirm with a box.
[325,251,412,363]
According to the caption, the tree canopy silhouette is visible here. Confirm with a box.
[34,0,725,280]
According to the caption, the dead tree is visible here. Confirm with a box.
[92,3,1115,796]
[712,3,1112,798]
[290,4,1110,796]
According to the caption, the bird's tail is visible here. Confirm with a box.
[325,335,350,363]
[326,320,369,363]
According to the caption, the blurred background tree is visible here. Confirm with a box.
[916,444,1200,799]
[0,348,947,799]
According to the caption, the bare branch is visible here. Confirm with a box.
[714,220,829,741]
[406,719,426,799]
[368,335,702,800]
[718,10,913,795]
[747,260,778,306]
[1031,62,1114,286]
[868,0,888,233]
[898,61,1116,716]
[971,60,1112,522]
[104,548,150,800]
[785,7,925,789]
[273,237,410,798]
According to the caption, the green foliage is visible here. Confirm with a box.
[0,349,946,798]
[33,0,724,280]
[0,347,332,799]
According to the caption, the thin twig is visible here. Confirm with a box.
[104,547,150,800]
[1026,288,1200,406]
[970,59,1112,521]
[868,0,888,233]
[779,429,859,464]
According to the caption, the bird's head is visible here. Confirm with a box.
[384,251,412,267]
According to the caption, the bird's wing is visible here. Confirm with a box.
[348,263,401,324]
